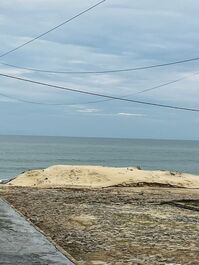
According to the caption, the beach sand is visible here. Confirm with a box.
[1,165,199,264]
[5,165,199,189]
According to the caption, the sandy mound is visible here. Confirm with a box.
[6,165,199,189]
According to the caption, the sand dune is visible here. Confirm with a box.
[5,165,199,189]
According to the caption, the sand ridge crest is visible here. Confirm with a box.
[6,165,199,189]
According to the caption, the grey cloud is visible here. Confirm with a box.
[0,0,199,138]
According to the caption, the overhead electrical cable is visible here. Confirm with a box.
[0,91,77,105]
[0,72,198,112]
[0,90,99,106]
[1,57,199,74]
[84,71,199,105]
[0,75,195,106]
[1,0,199,75]
[0,0,106,58]
[0,72,198,106]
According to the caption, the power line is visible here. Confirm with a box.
[0,78,186,106]
[1,0,199,75]
[1,67,199,107]
[86,71,199,105]
[1,56,199,74]
[0,72,198,112]
[0,0,106,58]
[1,0,199,74]
[0,73,197,106]
[0,92,74,105]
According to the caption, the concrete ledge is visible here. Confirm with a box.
[0,198,76,265]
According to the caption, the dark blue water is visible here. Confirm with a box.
[0,135,199,180]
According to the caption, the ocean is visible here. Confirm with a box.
[0,135,199,180]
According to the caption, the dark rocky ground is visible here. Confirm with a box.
[0,186,199,265]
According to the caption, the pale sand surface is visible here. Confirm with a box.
[5,165,199,189]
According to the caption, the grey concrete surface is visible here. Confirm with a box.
[0,199,74,265]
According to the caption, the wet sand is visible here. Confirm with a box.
[0,186,199,265]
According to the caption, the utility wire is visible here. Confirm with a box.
[1,67,199,106]
[0,73,197,106]
[0,91,75,105]
[0,0,106,58]
[1,56,199,74]
[0,72,198,112]
[0,90,98,106]
[1,0,199,74]
[0,76,191,106]
[85,71,199,105]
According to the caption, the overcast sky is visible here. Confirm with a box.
[0,0,199,139]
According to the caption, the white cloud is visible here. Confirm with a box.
[0,65,31,76]
[76,108,99,113]
[117,112,146,117]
